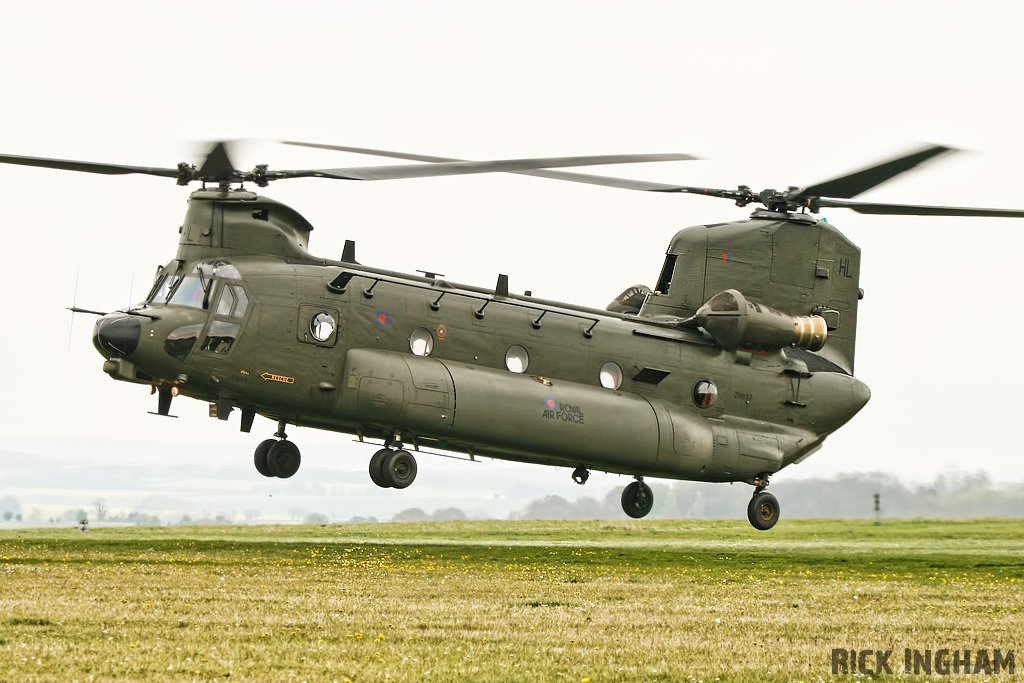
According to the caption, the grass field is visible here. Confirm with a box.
[0,519,1020,682]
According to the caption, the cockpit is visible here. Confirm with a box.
[149,261,251,362]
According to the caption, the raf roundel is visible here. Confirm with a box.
[375,309,389,328]
[544,397,558,411]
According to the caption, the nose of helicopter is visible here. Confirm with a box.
[92,314,141,359]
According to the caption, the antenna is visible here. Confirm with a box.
[67,269,80,352]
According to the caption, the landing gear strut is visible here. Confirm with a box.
[253,422,302,479]
[368,434,418,489]
[747,474,780,531]
[620,476,654,519]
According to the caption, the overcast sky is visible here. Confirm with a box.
[1,1,1023,518]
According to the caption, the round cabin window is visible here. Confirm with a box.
[693,379,718,408]
[599,362,623,390]
[409,328,434,356]
[505,345,530,373]
[310,311,336,342]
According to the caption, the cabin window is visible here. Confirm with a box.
[655,254,677,295]
[505,345,530,373]
[599,362,623,390]
[693,379,718,408]
[310,311,337,343]
[409,328,434,356]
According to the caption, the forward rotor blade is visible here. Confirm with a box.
[0,152,181,178]
[796,144,957,200]
[817,198,1024,217]
[281,153,697,182]
[195,142,237,181]
[281,141,699,188]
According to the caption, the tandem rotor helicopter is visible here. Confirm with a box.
[3,141,1022,530]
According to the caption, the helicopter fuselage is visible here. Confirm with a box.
[94,189,870,490]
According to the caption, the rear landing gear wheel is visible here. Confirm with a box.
[369,448,392,488]
[747,491,780,530]
[268,440,301,479]
[382,450,418,489]
[621,480,654,519]
[254,439,276,478]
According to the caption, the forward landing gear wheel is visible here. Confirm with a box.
[268,440,301,479]
[382,450,418,489]
[621,480,654,519]
[368,448,392,488]
[747,491,780,530]
[254,439,276,478]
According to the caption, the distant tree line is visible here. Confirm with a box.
[515,472,1024,520]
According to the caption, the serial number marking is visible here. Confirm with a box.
[261,373,295,384]
[734,392,753,402]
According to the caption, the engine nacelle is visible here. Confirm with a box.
[694,289,827,354]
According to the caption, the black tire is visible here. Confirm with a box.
[382,450,418,489]
[268,440,301,479]
[620,481,654,518]
[368,448,392,488]
[747,491,780,530]
[254,439,276,477]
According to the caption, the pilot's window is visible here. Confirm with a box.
[409,328,434,356]
[150,275,180,304]
[168,276,210,309]
[201,321,240,354]
[599,362,623,390]
[216,285,235,316]
[505,345,529,373]
[310,311,337,343]
[693,379,718,408]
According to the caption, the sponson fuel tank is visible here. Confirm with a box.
[337,348,760,479]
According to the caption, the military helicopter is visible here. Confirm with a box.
[3,142,1022,530]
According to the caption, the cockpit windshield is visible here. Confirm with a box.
[150,260,243,309]
[149,274,181,304]
[169,276,210,308]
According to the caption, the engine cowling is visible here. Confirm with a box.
[694,289,827,354]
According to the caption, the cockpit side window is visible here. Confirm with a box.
[234,287,249,316]
[197,283,251,355]
[216,285,235,316]
[213,283,249,318]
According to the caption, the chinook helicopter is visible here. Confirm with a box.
[3,142,1022,530]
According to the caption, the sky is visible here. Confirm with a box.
[1,1,1023,520]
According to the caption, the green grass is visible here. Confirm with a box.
[0,519,1021,681]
